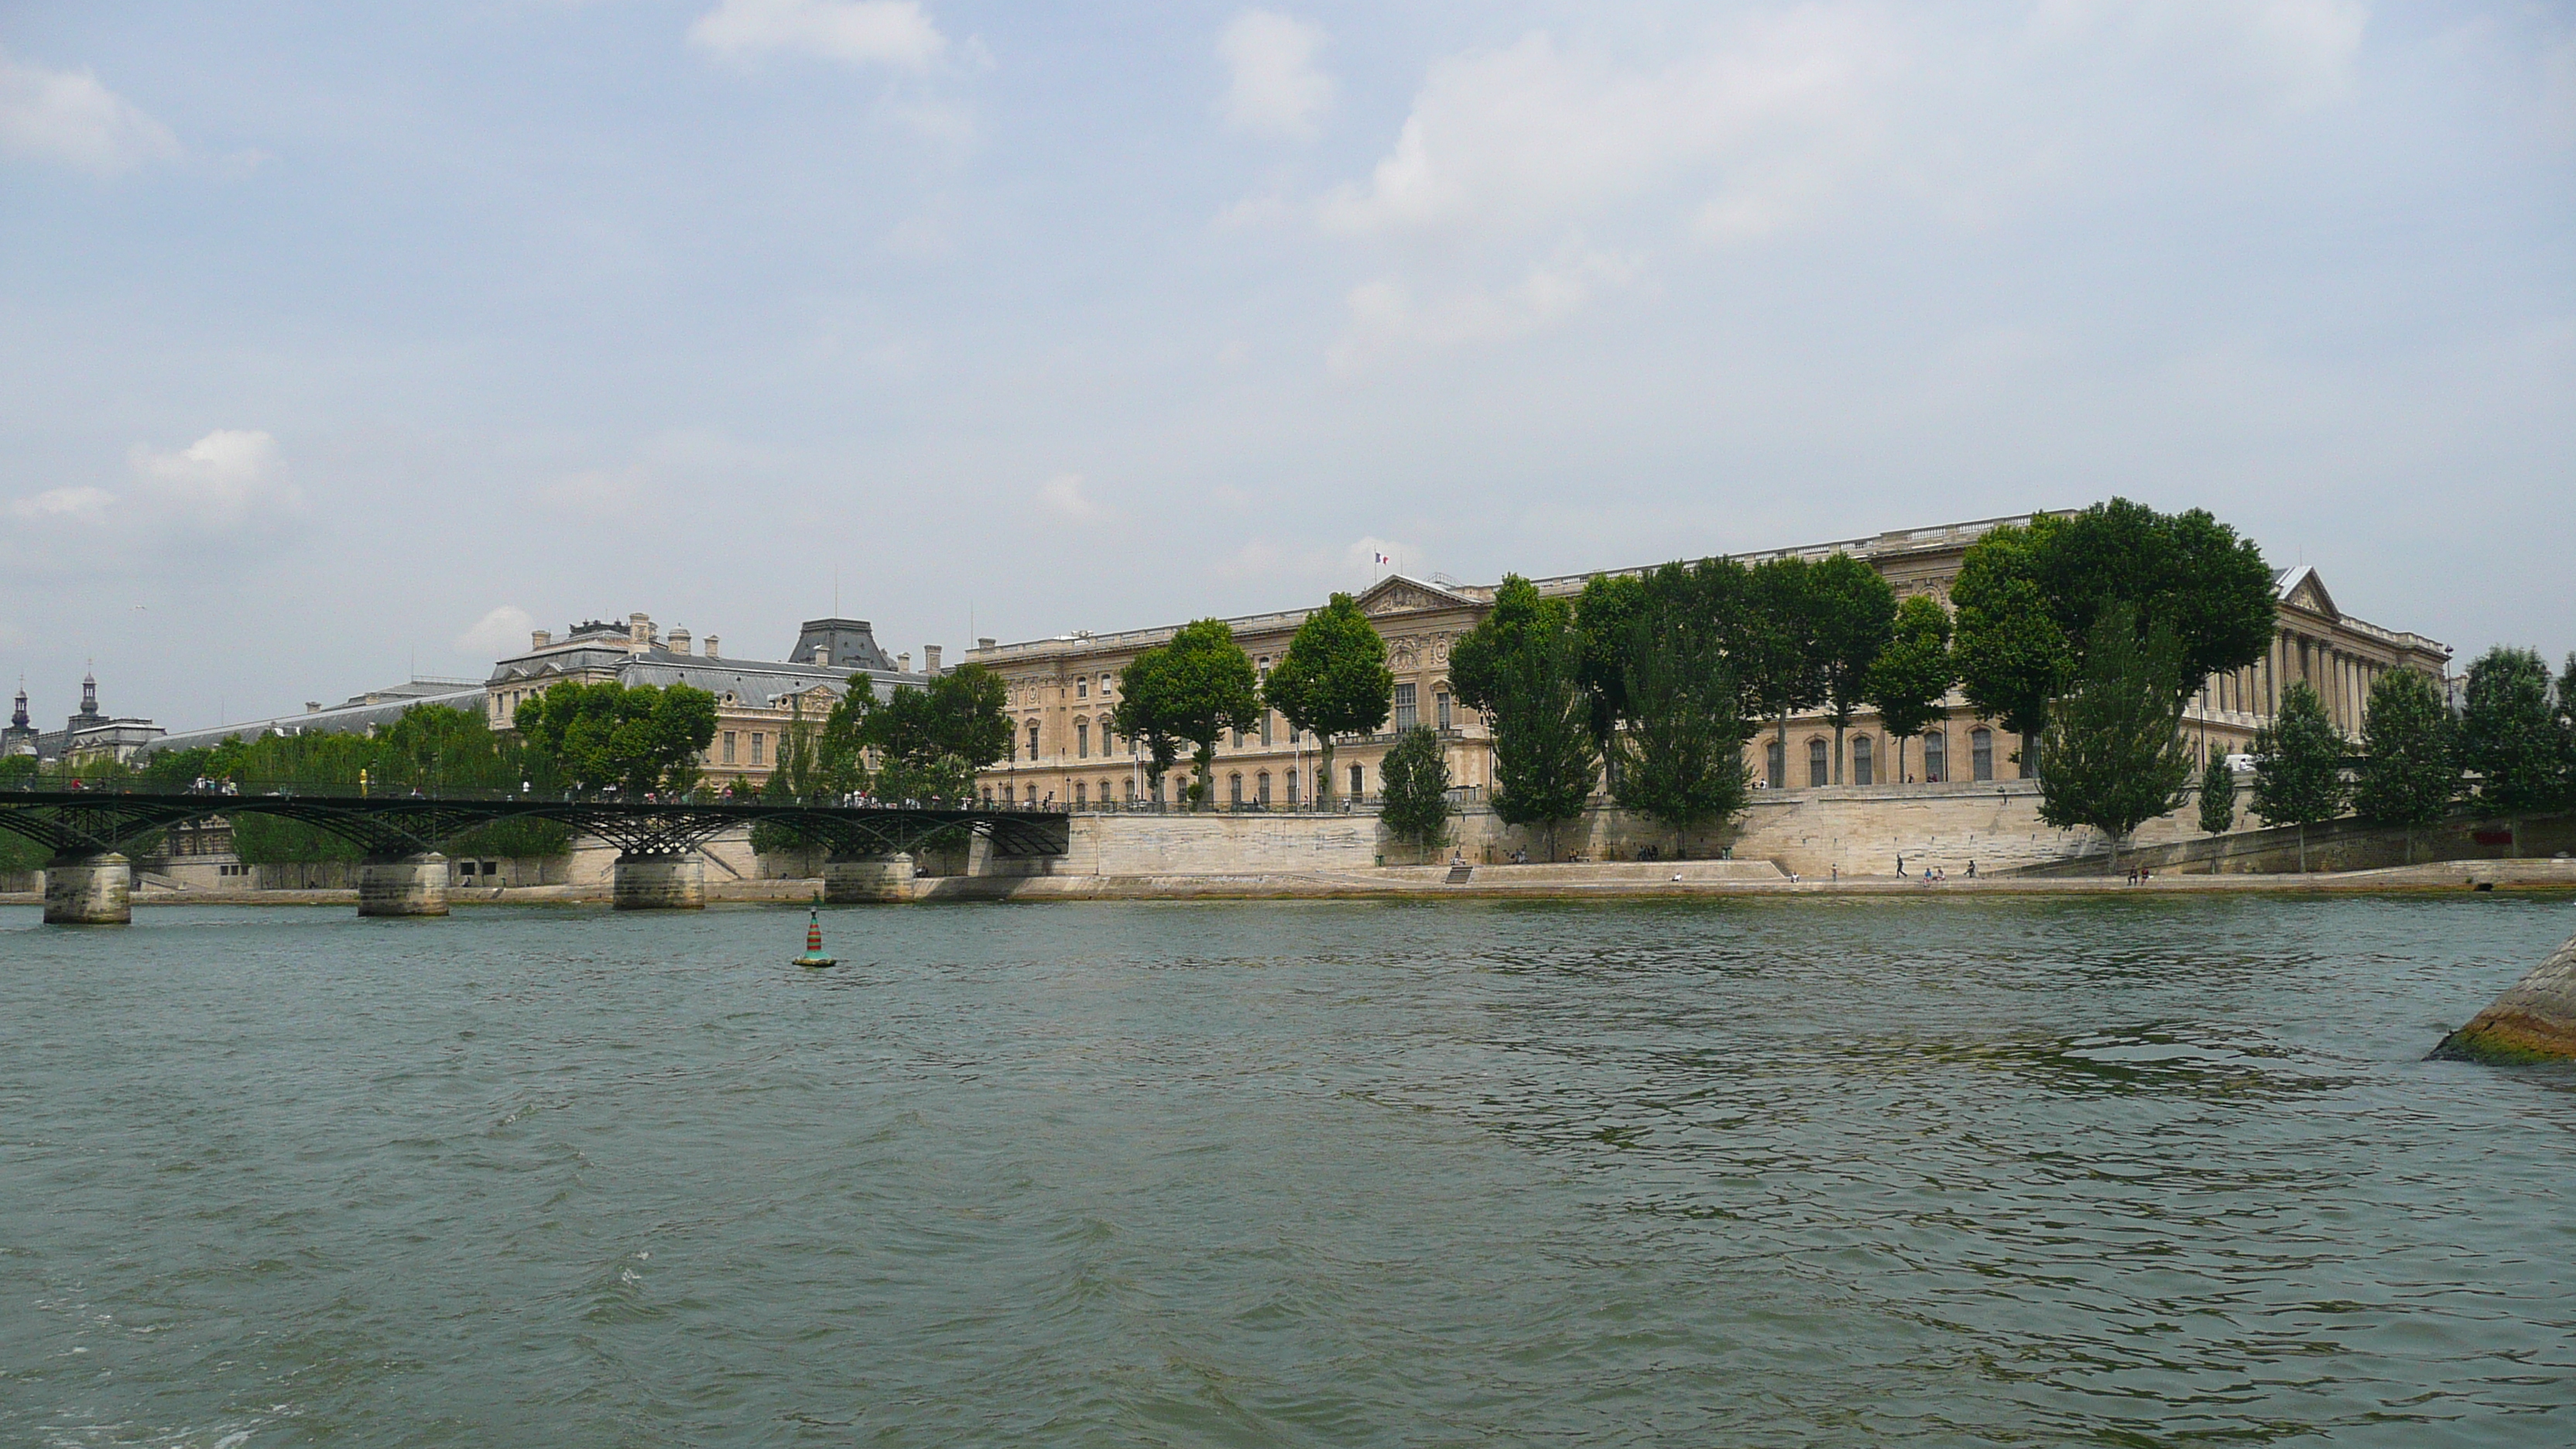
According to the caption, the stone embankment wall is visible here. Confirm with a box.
[2016,811,2576,878]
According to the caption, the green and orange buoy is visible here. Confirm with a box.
[793,906,837,968]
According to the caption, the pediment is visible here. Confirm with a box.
[2276,565,2340,620]
[1355,574,1476,617]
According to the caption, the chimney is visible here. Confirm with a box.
[306,701,323,714]
[704,635,719,659]
[977,637,997,652]
[899,651,913,673]
[629,612,652,652]
[923,645,942,677]
[670,627,692,656]
[531,629,552,650]
[813,646,829,666]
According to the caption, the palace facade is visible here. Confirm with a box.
[966,513,2451,809]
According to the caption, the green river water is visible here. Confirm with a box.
[2,896,2572,1447]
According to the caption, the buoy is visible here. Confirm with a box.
[793,906,838,968]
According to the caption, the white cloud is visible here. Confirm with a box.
[1037,472,1097,519]
[5,486,119,522]
[0,47,180,174]
[2030,0,2366,113]
[1218,10,1333,140]
[455,605,538,657]
[689,0,947,69]
[1329,252,1639,370]
[128,429,299,521]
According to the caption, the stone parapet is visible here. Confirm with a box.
[43,854,132,925]
[824,854,915,903]
[612,852,706,910]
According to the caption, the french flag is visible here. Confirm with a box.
[1373,552,1390,565]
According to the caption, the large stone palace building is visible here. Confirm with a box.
[967,513,2451,810]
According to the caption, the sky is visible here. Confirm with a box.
[2,0,2570,731]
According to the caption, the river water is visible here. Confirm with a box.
[3,896,2572,1447]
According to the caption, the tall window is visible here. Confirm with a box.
[1807,738,1828,788]
[751,733,765,766]
[1923,730,1946,783]
[1971,728,1994,782]
[1027,721,1040,759]
[1002,783,1013,803]
[1766,738,1785,789]
[1436,690,1451,731]
[1257,772,1271,805]
[1229,772,1244,805]
[1853,735,1874,786]
[1261,711,1273,746]
[1123,778,1136,801]
[1076,722,1089,759]
[1285,769,1299,805]
[722,731,737,765]
[1349,762,1365,798]
[1074,780,1086,805]
[1393,682,1418,731]
[1098,779,1111,805]
[1076,677,1088,699]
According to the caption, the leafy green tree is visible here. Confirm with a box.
[1949,521,2068,755]
[1572,570,1651,774]
[1114,619,1260,809]
[2353,668,2455,861]
[1807,553,1896,784]
[2197,753,2237,835]
[859,666,1014,805]
[1609,601,1752,855]
[1487,600,1601,861]
[2251,681,2347,872]
[1262,592,1393,810]
[514,681,718,796]
[1450,574,1550,712]
[1109,653,1184,803]
[2457,646,2565,827]
[814,675,876,798]
[2036,604,2195,872]
[1868,594,1954,785]
[1738,556,1824,777]
[1376,725,1455,857]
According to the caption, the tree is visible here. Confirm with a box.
[2457,647,2564,834]
[1109,652,1184,803]
[1450,574,1550,712]
[862,665,1015,805]
[1609,601,1752,855]
[1948,521,2070,752]
[2036,604,2195,872]
[1807,553,1896,784]
[1868,594,1954,785]
[1115,619,1260,809]
[1262,592,1392,810]
[1377,725,1454,858]
[2197,753,2236,835]
[1486,601,1601,861]
[2352,668,2455,861]
[2251,681,2346,872]
[1738,557,1824,778]
[1572,571,1651,776]
[515,680,718,796]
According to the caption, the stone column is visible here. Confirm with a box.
[43,853,132,925]
[824,854,915,903]
[612,851,706,910]
[358,852,450,917]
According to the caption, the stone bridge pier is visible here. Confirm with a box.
[614,851,707,910]
[824,854,915,903]
[43,853,132,925]
[358,852,450,917]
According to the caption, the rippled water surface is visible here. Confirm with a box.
[4,896,2574,1447]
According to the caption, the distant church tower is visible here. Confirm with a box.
[2,683,35,756]
[67,671,105,733]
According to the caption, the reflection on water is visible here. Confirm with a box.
[2,896,2572,1446]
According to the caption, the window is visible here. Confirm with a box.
[1074,780,1086,805]
[1100,673,1112,695]
[751,733,765,766]
[1923,730,1946,783]
[1002,784,1014,803]
[1076,721,1089,759]
[1153,774,1166,803]
[981,787,993,804]
[1234,728,1247,748]
[1808,738,1828,788]
[1261,711,1273,746]
[1437,690,1452,731]
[1229,772,1243,805]
[1766,739,1785,790]
[1971,727,1994,782]
[722,731,737,765]
[1077,677,1088,699]
[1124,778,1136,801]
[1100,726,1115,755]
[1285,769,1299,805]
[1027,721,1040,759]
[1257,772,1271,804]
[1349,762,1365,798]
[1854,735,1874,786]
[1393,682,1417,731]
[1098,779,1111,805]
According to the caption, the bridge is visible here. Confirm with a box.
[0,785,1070,923]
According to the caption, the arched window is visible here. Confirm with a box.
[1436,686,1453,731]
[1853,735,1874,786]
[1257,771,1272,805]
[1765,738,1785,789]
[1229,772,1244,805]
[1349,762,1365,798]
[1075,721,1089,759]
[1002,783,1014,803]
[1285,769,1299,805]
[1076,677,1088,699]
[1074,780,1087,806]
[1807,737,1829,788]
[1026,721,1040,759]
[1923,730,1947,783]
[1098,779,1111,805]
[1123,777,1136,801]
[1971,727,1994,782]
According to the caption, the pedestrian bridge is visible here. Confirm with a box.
[0,784,1069,923]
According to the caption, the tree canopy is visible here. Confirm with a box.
[2353,668,2455,835]
[1376,725,1454,855]
[1805,553,1896,783]
[2197,753,2236,835]
[1116,619,1260,807]
[515,680,718,796]
[1484,596,1600,860]
[1868,593,1955,784]
[2035,603,2196,869]
[1608,593,1752,852]
[1263,591,1392,807]
[2458,646,2565,819]
[2251,681,2346,871]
